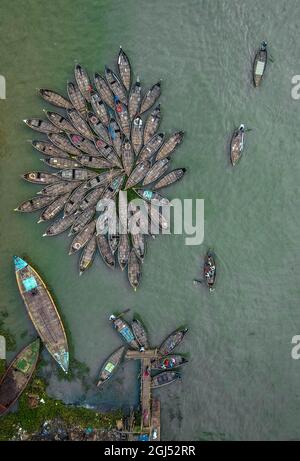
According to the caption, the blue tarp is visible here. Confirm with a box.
[14,256,28,271]
[120,326,134,342]
[22,276,38,292]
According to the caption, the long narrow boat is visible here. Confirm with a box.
[108,118,123,157]
[135,189,170,206]
[32,140,71,159]
[131,232,145,262]
[117,47,131,92]
[127,248,142,291]
[156,131,184,161]
[153,168,186,190]
[142,158,170,186]
[118,232,130,270]
[203,249,216,292]
[128,77,141,120]
[143,105,161,144]
[66,109,94,140]
[138,133,165,163]
[79,234,97,275]
[77,186,105,212]
[64,182,89,216]
[151,355,188,370]
[230,124,245,166]
[46,111,78,134]
[158,328,188,356]
[151,371,181,389]
[109,314,139,350]
[125,160,151,189]
[55,169,95,181]
[87,112,110,143]
[140,82,161,114]
[84,169,123,190]
[74,64,93,102]
[95,138,122,168]
[14,257,69,372]
[91,92,110,126]
[38,180,81,196]
[42,157,82,170]
[43,214,77,236]
[0,339,40,416]
[253,41,268,87]
[15,195,59,213]
[94,73,115,109]
[131,116,144,155]
[77,155,112,170]
[69,220,96,254]
[121,137,134,176]
[115,99,130,138]
[48,133,81,157]
[105,67,127,105]
[97,234,115,269]
[68,133,99,156]
[22,171,59,185]
[67,82,87,118]
[23,118,60,134]
[108,225,120,255]
[69,208,95,236]
[97,346,126,387]
[131,318,149,350]
[38,192,71,222]
[39,89,73,109]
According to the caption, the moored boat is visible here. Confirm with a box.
[151,371,181,389]
[87,112,110,143]
[69,220,96,254]
[138,133,164,163]
[14,256,69,372]
[97,346,126,387]
[42,157,82,170]
[109,313,139,349]
[43,214,77,236]
[67,108,94,140]
[39,89,73,109]
[125,160,151,189]
[23,118,60,134]
[128,77,141,120]
[140,82,161,114]
[131,318,149,350]
[135,189,170,206]
[48,133,81,157]
[91,92,110,126]
[14,195,58,213]
[131,231,145,262]
[84,169,123,190]
[46,111,77,134]
[253,41,268,87]
[105,67,127,105]
[94,138,122,168]
[0,339,40,416]
[32,140,70,159]
[108,224,120,254]
[22,171,59,185]
[151,355,188,370]
[156,131,184,161]
[74,64,93,102]
[69,208,95,236]
[64,182,89,216]
[79,234,97,275]
[127,248,141,291]
[153,168,186,190]
[68,133,99,156]
[38,192,71,222]
[94,73,115,109]
[38,180,81,196]
[143,105,161,145]
[121,137,134,176]
[77,186,105,212]
[115,99,130,138]
[108,118,123,157]
[55,169,96,181]
[142,158,170,186]
[97,234,115,269]
[77,155,112,169]
[230,124,245,166]
[131,116,144,155]
[118,232,130,270]
[158,328,188,356]
[67,81,87,118]
[203,249,216,292]
[117,47,131,91]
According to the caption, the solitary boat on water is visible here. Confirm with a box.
[203,249,216,292]
[230,124,245,166]
[0,339,40,416]
[14,256,69,373]
[253,41,268,87]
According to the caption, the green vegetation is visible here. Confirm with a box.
[0,377,122,441]
[0,359,5,377]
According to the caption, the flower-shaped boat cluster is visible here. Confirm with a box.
[16,48,186,289]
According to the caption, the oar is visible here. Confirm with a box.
[245,128,253,133]
[193,279,203,286]
[116,308,130,319]
[269,55,275,63]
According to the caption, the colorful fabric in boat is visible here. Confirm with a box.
[22,276,38,292]
[256,61,265,76]
[14,256,28,271]
[104,362,115,373]
[120,326,134,343]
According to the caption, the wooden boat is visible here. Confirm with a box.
[48,133,81,157]
[55,169,96,181]
[77,155,112,169]
[68,133,99,156]
[105,67,127,105]
[108,223,120,254]
[14,256,69,372]
[131,116,144,155]
[22,171,59,184]
[0,339,40,416]
[253,41,268,87]
[38,192,71,222]
[230,124,245,166]
[103,175,125,199]
[15,195,58,213]
[43,214,77,236]
[156,131,184,161]
[78,186,105,212]
[128,77,141,120]
[67,81,87,118]
[127,249,141,291]
[97,346,126,387]
[115,99,130,138]
[131,232,145,262]
[125,160,151,189]
[140,82,161,114]
[94,73,114,108]
[69,208,95,236]
[32,140,70,159]
[38,181,81,197]
[153,168,186,190]
[158,328,188,356]
[46,111,77,134]
[96,234,115,269]
[69,220,96,254]
[91,92,110,126]
[109,314,139,349]
[151,371,181,389]
[117,47,131,91]
[143,105,161,145]
[131,318,149,349]
[142,158,170,186]
[138,133,165,163]
[74,64,93,102]
[108,118,123,157]
[87,112,111,143]
[151,355,188,370]
[84,169,123,190]
[148,205,169,231]
[23,118,60,134]
[118,232,130,270]
[64,182,89,216]
[121,137,134,176]
[135,189,170,206]
[94,138,123,168]
[66,109,94,140]
[203,249,216,292]
[79,234,97,275]
[42,157,82,170]
[39,89,73,109]
[96,195,116,235]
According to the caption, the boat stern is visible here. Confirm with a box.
[55,350,69,373]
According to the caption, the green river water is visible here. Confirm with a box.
[0,0,300,440]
